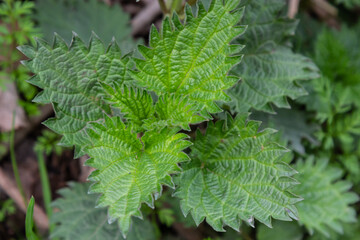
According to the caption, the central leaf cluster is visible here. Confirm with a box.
[19,0,309,237]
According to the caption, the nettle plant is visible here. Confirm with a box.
[21,0,358,239]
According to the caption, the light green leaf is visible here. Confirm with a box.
[228,0,319,113]
[293,158,359,237]
[19,34,131,154]
[132,0,245,115]
[51,182,156,240]
[144,94,207,131]
[174,114,301,232]
[84,116,191,236]
[103,84,155,129]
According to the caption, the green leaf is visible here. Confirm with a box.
[51,182,156,240]
[144,94,207,131]
[25,196,40,240]
[84,116,191,236]
[35,0,136,53]
[132,0,245,115]
[103,84,155,129]
[174,114,301,232]
[228,0,319,113]
[293,158,359,237]
[19,34,131,154]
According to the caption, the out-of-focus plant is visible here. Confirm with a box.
[34,130,63,157]
[258,21,360,240]
[298,24,360,188]
[33,130,63,234]
[0,0,39,115]
[0,199,16,222]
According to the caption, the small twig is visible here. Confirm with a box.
[310,0,338,16]
[310,0,339,28]
[0,168,49,230]
[288,0,300,19]
[132,0,162,35]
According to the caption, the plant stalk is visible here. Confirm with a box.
[36,149,53,232]
[158,0,169,15]
[10,111,27,206]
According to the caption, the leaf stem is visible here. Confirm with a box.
[158,0,169,15]
[35,149,53,232]
[171,0,182,12]
[10,111,27,206]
